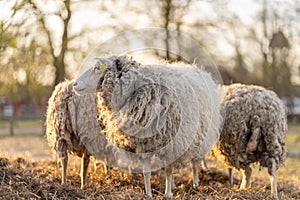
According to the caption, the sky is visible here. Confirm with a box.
[1,0,299,83]
[228,0,261,24]
[0,0,262,56]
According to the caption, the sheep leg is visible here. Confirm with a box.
[61,155,68,186]
[93,159,97,171]
[60,145,68,186]
[192,160,199,188]
[268,158,278,199]
[239,166,252,190]
[165,165,173,198]
[80,149,90,189]
[228,168,233,187]
[143,160,152,197]
[103,162,109,174]
[200,158,208,171]
[101,158,110,174]
[93,159,110,174]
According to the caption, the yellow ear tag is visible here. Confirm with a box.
[100,62,108,72]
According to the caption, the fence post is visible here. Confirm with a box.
[9,113,14,136]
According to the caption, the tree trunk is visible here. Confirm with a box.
[28,0,71,87]
[54,56,66,86]
[163,0,171,60]
[9,113,14,136]
[54,0,71,86]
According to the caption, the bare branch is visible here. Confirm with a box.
[27,0,55,58]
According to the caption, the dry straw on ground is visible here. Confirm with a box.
[1,157,299,199]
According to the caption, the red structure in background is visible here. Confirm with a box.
[0,96,48,120]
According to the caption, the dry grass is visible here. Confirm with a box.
[0,156,299,200]
[0,132,300,199]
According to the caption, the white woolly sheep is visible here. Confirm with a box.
[46,80,110,189]
[212,83,287,199]
[73,56,222,197]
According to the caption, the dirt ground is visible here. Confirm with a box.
[0,157,300,200]
[0,135,300,199]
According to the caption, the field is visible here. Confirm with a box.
[0,121,300,199]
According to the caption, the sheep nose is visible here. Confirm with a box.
[73,82,78,86]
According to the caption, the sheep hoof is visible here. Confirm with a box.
[272,194,278,200]
[61,180,66,187]
[239,185,246,190]
[164,193,173,198]
[193,183,199,189]
[239,185,250,191]
[145,192,152,197]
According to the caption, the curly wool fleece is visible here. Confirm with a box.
[95,56,223,170]
[212,83,287,171]
[46,80,111,164]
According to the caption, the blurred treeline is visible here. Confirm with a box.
[0,0,300,118]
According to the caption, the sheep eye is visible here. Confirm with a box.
[93,66,100,73]
[93,61,101,71]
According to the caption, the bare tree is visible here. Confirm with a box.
[153,0,192,61]
[27,0,71,86]
[0,0,29,136]
[0,0,28,56]
[251,0,297,97]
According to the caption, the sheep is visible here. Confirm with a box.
[212,83,287,199]
[73,56,222,197]
[45,80,110,189]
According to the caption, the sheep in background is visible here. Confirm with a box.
[73,56,222,197]
[212,83,287,199]
[46,80,110,189]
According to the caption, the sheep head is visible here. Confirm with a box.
[73,57,114,95]
[73,56,139,95]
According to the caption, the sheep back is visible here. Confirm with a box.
[46,79,113,164]
[212,83,287,171]
[46,80,85,158]
[97,57,222,169]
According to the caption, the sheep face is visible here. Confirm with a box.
[74,58,113,95]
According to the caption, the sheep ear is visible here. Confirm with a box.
[115,58,123,71]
